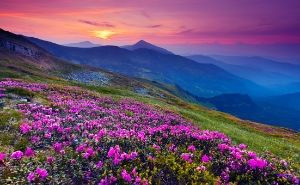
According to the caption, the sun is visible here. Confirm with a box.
[93,30,115,39]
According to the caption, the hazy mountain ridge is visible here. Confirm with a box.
[258,92,300,112]
[188,55,300,87]
[196,93,300,131]
[211,55,300,79]
[27,36,266,97]
[65,41,101,48]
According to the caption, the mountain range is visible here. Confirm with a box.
[27,36,266,97]
[196,93,300,131]
[0,28,176,99]
[188,55,300,90]
[1,28,299,131]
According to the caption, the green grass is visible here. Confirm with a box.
[77,83,136,97]
[0,110,22,130]
[6,87,35,98]
[0,69,21,79]
[0,110,25,151]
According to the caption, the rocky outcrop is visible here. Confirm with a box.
[0,40,41,59]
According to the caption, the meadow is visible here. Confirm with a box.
[0,77,299,184]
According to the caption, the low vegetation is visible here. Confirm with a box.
[0,79,299,184]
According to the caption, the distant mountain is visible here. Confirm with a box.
[211,55,300,80]
[123,40,173,54]
[27,36,266,97]
[187,55,226,66]
[188,55,300,88]
[259,92,300,112]
[197,93,300,131]
[65,41,101,48]
[266,82,300,95]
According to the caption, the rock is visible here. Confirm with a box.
[135,88,149,96]
[64,70,110,86]
[20,98,28,102]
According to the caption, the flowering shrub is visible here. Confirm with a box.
[0,79,299,184]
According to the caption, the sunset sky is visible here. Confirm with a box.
[1,0,300,58]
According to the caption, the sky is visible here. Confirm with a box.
[1,0,300,59]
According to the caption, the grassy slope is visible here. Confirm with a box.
[67,82,300,167]
[1,67,299,169]
[133,96,300,166]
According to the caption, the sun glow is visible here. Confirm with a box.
[93,30,115,39]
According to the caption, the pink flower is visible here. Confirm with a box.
[99,177,109,185]
[0,152,6,161]
[280,160,288,167]
[53,142,63,152]
[35,167,48,180]
[132,167,137,177]
[152,144,161,151]
[218,143,229,152]
[129,151,138,160]
[107,145,120,158]
[168,144,177,152]
[121,169,132,182]
[120,152,129,160]
[10,151,23,160]
[20,123,32,134]
[292,177,299,184]
[248,151,257,158]
[76,144,85,153]
[25,147,35,157]
[110,175,117,183]
[232,151,242,160]
[47,156,55,164]
[135,176,142,183]
[181,153,192,163]
[30,136,40,144]
[70,159,76,164]
[187,145,196,152]
[27,172,35,182]
[86,147,94,156]
[96,161,103,168]
[83,152,91,159]
[44,133,51,139]
[201,154,211,163]
[248,158,267,169]
[113,157,121,165]
[238,144,247,150]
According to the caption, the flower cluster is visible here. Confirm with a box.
[27,167,48,182]
[0,79,299,184]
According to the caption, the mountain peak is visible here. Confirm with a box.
[78,41,94,44]
[136,40,149,44]
[123,40,173,54]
